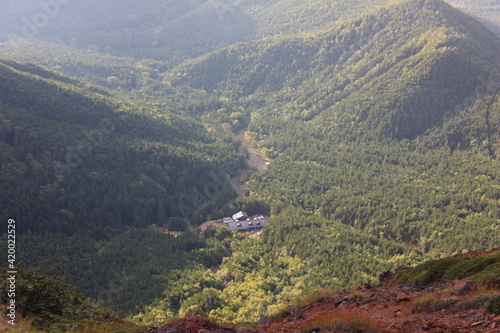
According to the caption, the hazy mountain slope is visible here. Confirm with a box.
[0,40,167,90]
[0,0,399,63]
[238,0,401,36]
[444,0,500,36]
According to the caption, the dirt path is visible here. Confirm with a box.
[237,130,269,173]
[230,130,270,195]
[198,219,224,231]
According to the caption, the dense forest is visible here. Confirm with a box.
[0,0,499,328]
[0,58,245,315]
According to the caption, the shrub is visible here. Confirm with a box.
[487,296,500,315]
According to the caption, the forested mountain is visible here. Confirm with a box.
[0,0,498,67]
[135,0,500,324]
[166,0,500,255]
[0,40,167,90]
[0,58,244,233]
[167,0,500,138]
[0,0,499,329]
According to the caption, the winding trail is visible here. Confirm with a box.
[230,130,270,195]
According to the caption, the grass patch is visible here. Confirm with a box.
[468,262,500,283]
[268,287,336,320]
[412,294,436,313]
[300,288,336,304]
[443,252,500,280]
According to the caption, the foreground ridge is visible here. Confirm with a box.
[152,249,500,333]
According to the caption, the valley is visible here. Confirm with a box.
[0,0,499,331]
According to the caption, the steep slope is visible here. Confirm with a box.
[0,40,167,90]
[134,209,422,325]
[3,250,498,332]
[0,0,499,327]
[0,58,241,232]
[0,267,146,332]
[149,249,500,333]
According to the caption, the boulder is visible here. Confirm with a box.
[453,281,477,296]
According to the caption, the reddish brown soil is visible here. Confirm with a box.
[244,286,499,333]
[460,248,500,258]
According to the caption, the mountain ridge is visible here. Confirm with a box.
[166,0,500,140]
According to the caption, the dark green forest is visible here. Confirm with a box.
[0,58,245,316]
[0,0,499,327]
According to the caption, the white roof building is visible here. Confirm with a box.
[227,216,266,231]
[232,211,249,221]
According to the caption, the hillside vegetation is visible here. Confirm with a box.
[125,0,500,324]
[394,248,500,286]
[0,0,424,64]
[3,250,499,332]
[0,267,145,332]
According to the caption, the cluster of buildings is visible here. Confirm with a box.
[222,211,267,231]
